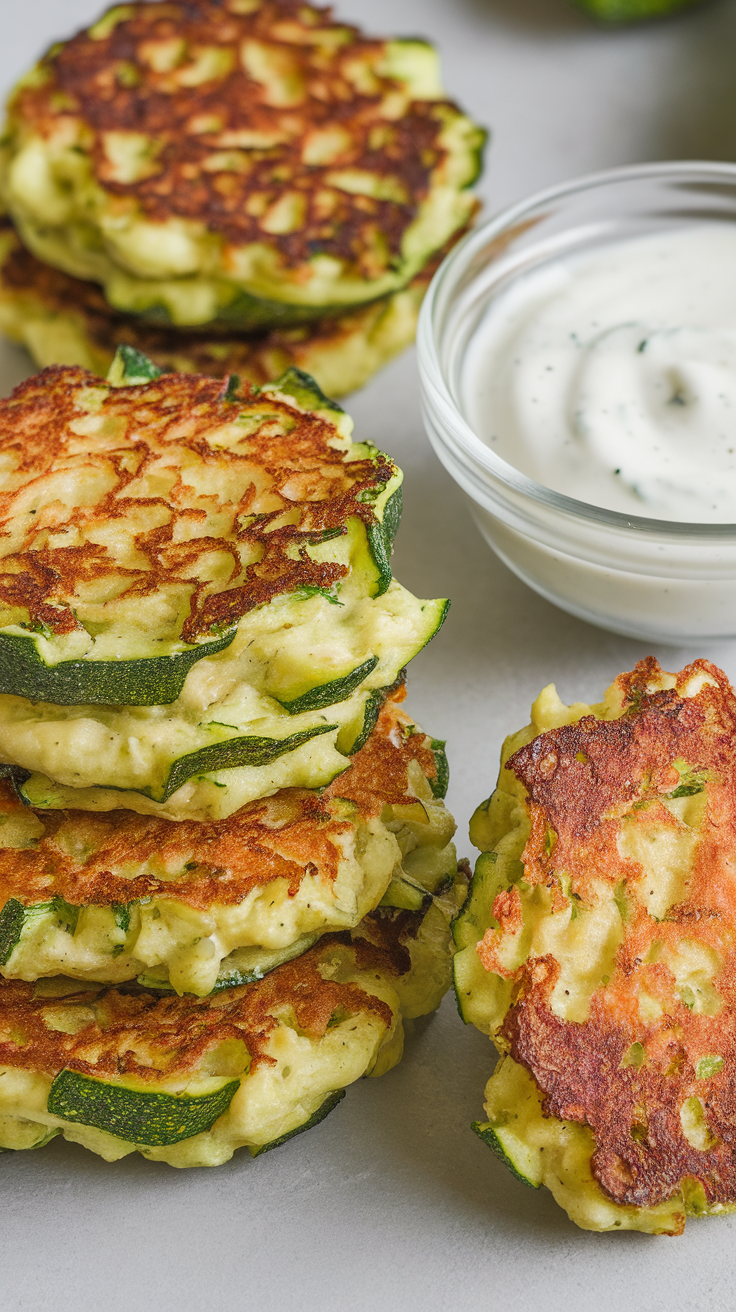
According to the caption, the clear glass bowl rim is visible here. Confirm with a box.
[418,159,736,539]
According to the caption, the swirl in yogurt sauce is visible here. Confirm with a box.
[462,225,736,522]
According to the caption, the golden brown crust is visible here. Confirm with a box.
[0,361,394,639]
[493,659,736,1211]
[10,0,459,277]
[327,681,438,814]
[0,941,393,1081]
[0,781,343,908]
[510,658,727,870]
[0,686,439,911]
[501,954,736,1211]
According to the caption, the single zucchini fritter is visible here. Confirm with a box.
[0,0,484,328]
[0,354,447,713]
[0,874,466,1168]
[458,658,736,1235]
[0,217,440,397]
[0,687,455,994]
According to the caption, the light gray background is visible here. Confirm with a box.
[3,0,736,1306]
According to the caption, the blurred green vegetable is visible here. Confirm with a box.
[575,0,705,20]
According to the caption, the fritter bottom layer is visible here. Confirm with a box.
[0,873,466,1168]
[0,221,434,398]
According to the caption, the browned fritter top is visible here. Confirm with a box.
[489,659,736,1211]
[0,685,438,911]
[0,932,396,1081]
[8,0,459,271]
[0,362,394,640]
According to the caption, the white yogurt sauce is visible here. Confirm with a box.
[462,225,736,522]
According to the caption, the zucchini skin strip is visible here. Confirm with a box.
[109,343,163,385]
[0,896,78,966]
[367,485,403,597]
[471,1120,540,1189]
[250,1089,346,1157]
[0,627,237,706]
[429,740,450,799]
[151,723,339,803]
[268,365,346,416]
[277,656,379,716]
[348,678,401,757]
[47,1070,241,1146]
[0,899,24,966]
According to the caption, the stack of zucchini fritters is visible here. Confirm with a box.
[0,347,463,1167]
[0,0,484,396]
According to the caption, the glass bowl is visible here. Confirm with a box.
[417,161,736,643]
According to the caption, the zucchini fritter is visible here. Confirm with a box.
[0,355,446,714]
[0,357,395,663]
[0,877,466,1168]
[0,0,484,328]
[458,659,736,1235]
[0,687,456,993]
[0,217,436,397]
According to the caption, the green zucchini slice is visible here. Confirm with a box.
[136,934,323,994]
[344,665,411,757]
[472,1119,541,1189]
[429,739,449,799]
[107,342,163,386]
[277,656,379,716]
[147,723,338,804]
[0,897,78,966]
[379,878,432,914]
[451,851,518,1031]
[265,365,345,419]
[346,689,384,757]
[452,850,508,953]
[47,1070,241,1146]
[0,627,238,708]
[366,485,403,598]
[0,898,28,966]
[250,1089,346,1157]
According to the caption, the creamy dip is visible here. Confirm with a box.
[462,225,736,522]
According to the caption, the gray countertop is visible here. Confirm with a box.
[3,1,736,1307]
